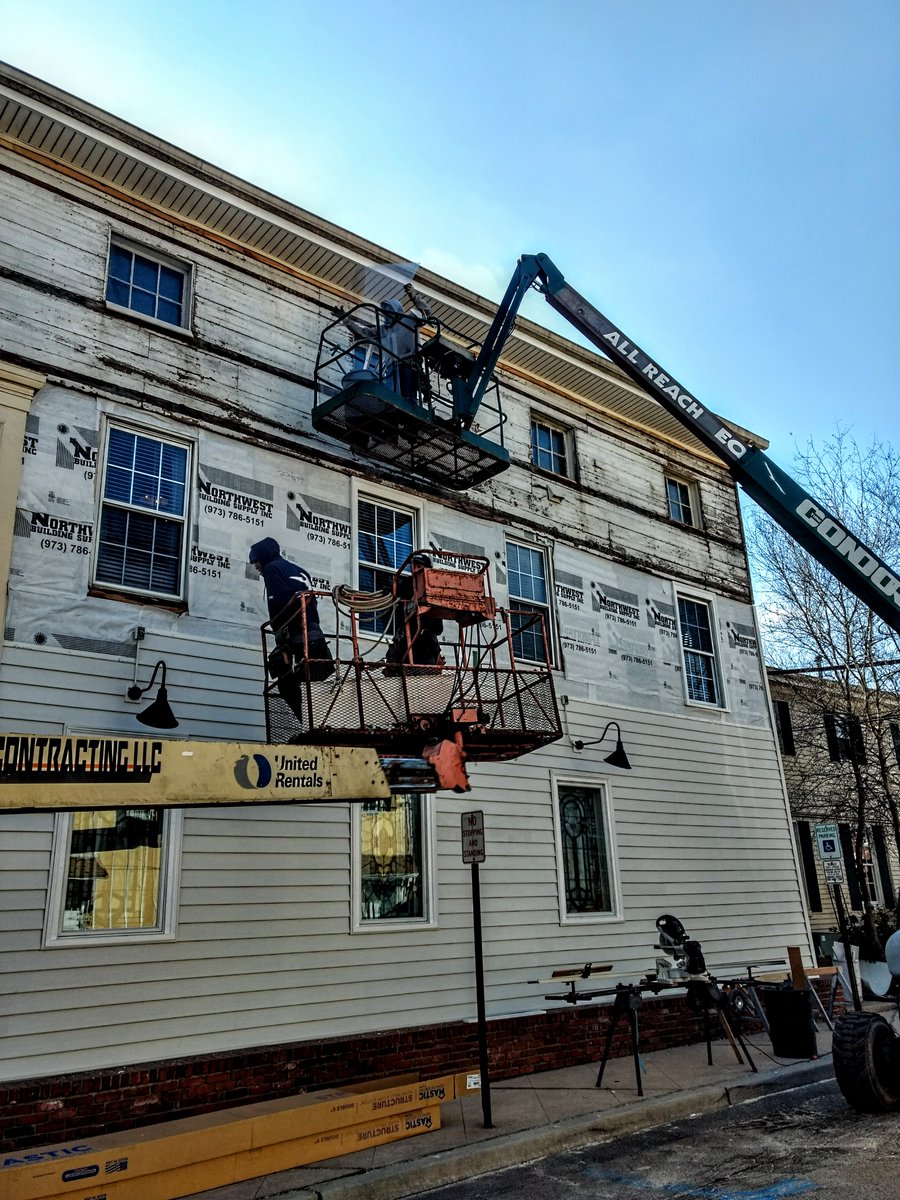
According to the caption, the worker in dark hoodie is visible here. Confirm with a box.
[249,538,333,721]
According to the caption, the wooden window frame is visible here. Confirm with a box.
[506,537,556,667]
[91,420,194,604]
[824,712,866,764]
[350,793,437,932]
[793,820,823,912]
[43,806,182,947]
[354,490,420,636]
[105,235,193,332]
[674,587,726,708]
[665,476,699,528]
[551,773,622,924]
[774,699,796,756]
[530,416,571,479]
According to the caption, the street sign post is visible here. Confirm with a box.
[813,823,861,1010]
[462,810,492,1128]
[461,808,485,863]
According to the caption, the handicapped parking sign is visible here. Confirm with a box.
[814,822,841,860]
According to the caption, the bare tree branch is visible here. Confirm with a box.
[749,429,900,948]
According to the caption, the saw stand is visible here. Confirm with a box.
[541,973,758,1098]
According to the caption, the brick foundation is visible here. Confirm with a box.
[0,980,839,1152]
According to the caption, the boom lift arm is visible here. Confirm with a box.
[460,254,900,635]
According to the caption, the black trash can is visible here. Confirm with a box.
[759,985,817,1058]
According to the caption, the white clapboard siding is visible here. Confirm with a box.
[0,122,812,1085]
[3,702,809,1081]
[0,167,107,292]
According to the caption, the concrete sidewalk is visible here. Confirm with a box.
[186,1019,840,1200]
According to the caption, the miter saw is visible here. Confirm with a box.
[652,913,708,982]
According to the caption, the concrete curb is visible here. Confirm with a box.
[725,1056,833,1105]
[283,1058,835,1200]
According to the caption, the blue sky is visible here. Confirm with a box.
[3,0,898,467]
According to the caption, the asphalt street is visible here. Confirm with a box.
[419,1080,900,1200]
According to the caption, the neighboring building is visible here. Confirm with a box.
[0,64,812,1145]
[769,670,900,957]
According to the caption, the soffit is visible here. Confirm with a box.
[0,64,765,461]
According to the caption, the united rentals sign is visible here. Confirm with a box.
[0,735,390,811]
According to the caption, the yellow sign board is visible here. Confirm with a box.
[0,734,390,811]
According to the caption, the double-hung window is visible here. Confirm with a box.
[553,778,619,920]
[356,497,415,633]
[531,418,569,477]
[44,807,182,946]
[353,793,435,929]
[666,477,697,527]
[507,540,553,664]
[106,239,190,329]
[839,825,893,908]
[94,425,191,601]
[676,592,723,706]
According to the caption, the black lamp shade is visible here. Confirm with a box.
[135,675,179,729]
[603,738,632,770]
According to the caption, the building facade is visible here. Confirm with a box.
[0,65,812,1144]
[770,671,900,957]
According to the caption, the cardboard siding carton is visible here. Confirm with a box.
[34,1110,441,1200]
[2,1110,253,1200]
[2,1075,463,1200]
[342,1074,456,1118]
[454,1069,482,1097]
[341,1105,441,1154]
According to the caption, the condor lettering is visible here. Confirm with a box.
[796,500,900,606]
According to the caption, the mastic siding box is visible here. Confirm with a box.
[454,1069,482,1097]
[2,1075,461,1200]
[34,1110,441,1200]
[342,1074,456,1118]
[1,1109,253,1200]
[341,1105,441,1153]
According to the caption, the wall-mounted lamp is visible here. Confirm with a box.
[126,659,179,729]
[572,720,632,770]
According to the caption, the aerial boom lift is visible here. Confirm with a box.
[461,254,900,636]
[315,253,899,631]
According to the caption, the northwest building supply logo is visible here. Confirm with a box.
[590,582,640,625]
[199,465,274,521]
[16,511,93,543]
[555,570,585,611]
[23,413,39,458]
[56,424,98,474]
[727,621,759,655]
[646,598,677,635]
[427,535,487,574]
[287,492,351,546]
[191,546,231,569]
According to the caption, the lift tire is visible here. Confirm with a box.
[832,1011,900,1112]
